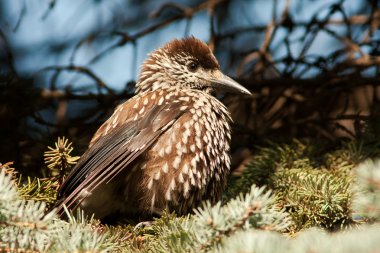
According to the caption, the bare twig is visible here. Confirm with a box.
[13,0,26,32]
[39,65,114,95]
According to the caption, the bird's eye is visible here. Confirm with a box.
[187,61,199,72]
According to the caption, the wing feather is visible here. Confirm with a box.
[56,95,188,214]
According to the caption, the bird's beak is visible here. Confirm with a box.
[207,70,252,95]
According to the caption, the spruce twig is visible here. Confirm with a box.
[44,137,79,186]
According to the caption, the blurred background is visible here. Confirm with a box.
[0,0,379,176]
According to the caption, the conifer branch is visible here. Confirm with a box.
[0,170,120,252]
[44,137,80,185]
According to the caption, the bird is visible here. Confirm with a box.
[55,37,251,223]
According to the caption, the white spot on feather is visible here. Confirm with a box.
[147,178,154,189]
[158,148,165,157]
[162,163,169,173]
[183,181,190,197]
[182,163,189,174]
[184,122,190,129]
[173,156,181,169]
[105,125,111,135]
[170,178,176,190]
[151,193,156,209]
[154,171,161,180]
[194,122,201,136]
[165,188,171,201]
[195,137,202,149]
[178,173,184,183]
[182,134,188,144]
[191,157,197,169]
[179,96,190,102]
[165,145,172,154]
[184,128,191,138]
[112,114,119,126]
[189,171,195,186]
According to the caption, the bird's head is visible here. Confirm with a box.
[135,37,251,95]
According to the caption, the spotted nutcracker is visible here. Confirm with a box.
[55,37,251,222]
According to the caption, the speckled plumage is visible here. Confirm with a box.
[56,37,250,222]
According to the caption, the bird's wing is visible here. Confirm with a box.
[56,92,188,214]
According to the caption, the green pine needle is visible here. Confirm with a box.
[44,136,80,181]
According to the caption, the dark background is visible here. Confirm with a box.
[1,0,379,176]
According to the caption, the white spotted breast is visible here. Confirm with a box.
[143,87,232,212]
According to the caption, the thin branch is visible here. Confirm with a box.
[13,0,26,32]
[39,65,115,95]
